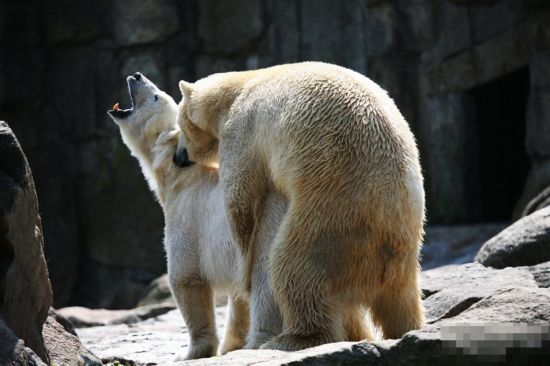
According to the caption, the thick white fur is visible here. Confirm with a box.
[176,62,426,351]
[109,74,285,359]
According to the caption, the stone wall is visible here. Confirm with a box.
[1,0,549,308]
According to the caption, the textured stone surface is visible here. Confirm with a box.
[198,0,263,55]
[525,261,550,288]
[42,314,102,366]
[0,121,52,363]
[520,186,550,218]
[526,50,550,158]
[137,274,175,307]
[0,318,46,366]
[113,0,178,46]
[421,263,537,322]
[514,160,550,219]
[58,304,175,327]
[475,206,550,268]
[421,224,506,269]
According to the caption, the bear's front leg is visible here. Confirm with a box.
[169,275,218,360]
[220,148,268,254]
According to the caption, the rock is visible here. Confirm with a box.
[75,256,161,310]
[299,0,367,74]
[113,0,178,46]
[49,308,77,336]
[137,274,174,307]
[526,50,550,159]
[525,261,550,288]
[0,318,47,366]
[429,22,534,94]
[421,224,507,269]
[469,0,525,43]
[77,309,190,364]
[0,121,52,362]
[57,304,175,328]
[42,313,102,366]
[441,286,550,323]
[421,263,537,322]
[198,0,263,55]
[514,160,550,219]
[44,0,108,44]
[363,3,395,58]
[520,186,550,218]
[475,206,550,268]
[395,0,436,52]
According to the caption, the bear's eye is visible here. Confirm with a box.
[154,94,159,102]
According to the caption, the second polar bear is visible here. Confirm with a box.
[175,62,426,351]
[108,73,287,359]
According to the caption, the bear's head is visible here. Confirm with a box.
[107,73,194,165]
[174,78,222,169]
[108,72,177,133]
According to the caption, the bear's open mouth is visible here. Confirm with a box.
[108,76,137,119]
[108,103,132,118]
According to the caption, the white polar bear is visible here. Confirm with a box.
[107,73,286,359]
[175,62,426,351]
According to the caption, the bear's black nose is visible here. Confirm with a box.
[173,148,195,168]
[134,72,142,81]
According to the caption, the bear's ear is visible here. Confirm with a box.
[179,80,193,101]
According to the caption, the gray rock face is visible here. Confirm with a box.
[137,274,175,307]
[475,206,550,268]
[198,0,263,55]
[0,121,52,363]
[113,0,178,46]
[525,261,550,288]
[421,263,537,323]
[421,224,506,269]
[42,313,102,366]
[57,304,175,327]
[0,318,47,366]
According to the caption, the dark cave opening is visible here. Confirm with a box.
[469,67,531,222]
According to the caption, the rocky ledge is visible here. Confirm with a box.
[69,259,550,366]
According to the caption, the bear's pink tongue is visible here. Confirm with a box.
[113,102,120,111]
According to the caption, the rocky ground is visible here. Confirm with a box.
[65,212,550,365]
[68,260,550,365]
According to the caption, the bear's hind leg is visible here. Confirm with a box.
[245,253,283,349]
[344,306,374,341]
[370,256,425,339]
[261,211,345,351]
[220,295,250,354]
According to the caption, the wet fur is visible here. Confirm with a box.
[177,62,426,350]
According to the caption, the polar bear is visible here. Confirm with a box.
[107,73,288,359]
[174,62,426,350]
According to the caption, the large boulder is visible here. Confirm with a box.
[475,206,550,268]
[42,309,102,366]
[0,318,46,366]
[421,263,537,323]
[0,121,52,362]
[524,260,550,288]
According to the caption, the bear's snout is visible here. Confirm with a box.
[134,72,142,81]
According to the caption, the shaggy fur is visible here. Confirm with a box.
[108,74,287,359]
[176,62,426,351]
